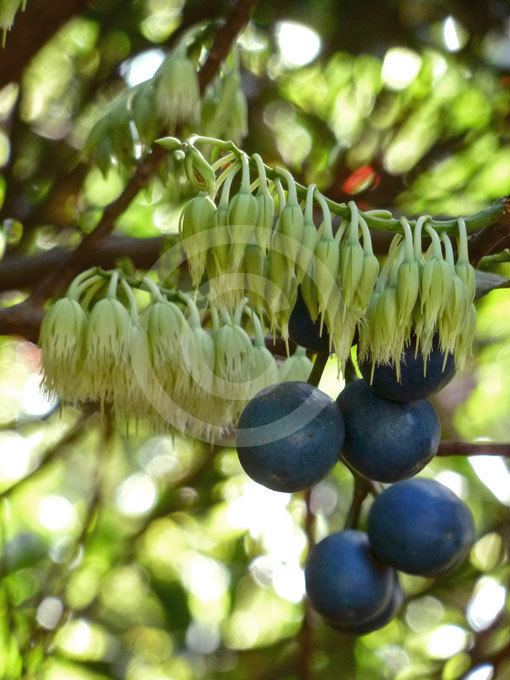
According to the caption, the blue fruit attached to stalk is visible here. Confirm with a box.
[358,335,455,403]
[236,381,344,492]
[367,478,475,577]
[337,380,440,482]
[305,530,399,628]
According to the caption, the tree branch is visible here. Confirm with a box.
[437,440,510,457]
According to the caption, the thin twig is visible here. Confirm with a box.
[0,408,94,501]
[343,476,371,530]
[437,440,510,457]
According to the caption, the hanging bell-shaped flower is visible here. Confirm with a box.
[227,153,259,272]
[297,183,319,283]
[155,49,200,129]
[39,296,88,402]
[275,168,304,271]
[352,214,379,315]
[339,201,365,310]
[184,144,216,194]
[244,242,266,317]
[313,191,340,325]
[396,217,420,329]
[179,192,217,286]
[279,345,313,382]
[253,154,275,254]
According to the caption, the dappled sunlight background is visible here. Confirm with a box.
[1,0,510,678]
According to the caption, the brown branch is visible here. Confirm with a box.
[297,488,315,680]
[0,0,91,89]
[0,235,167,293]
[469,220,510,266]
[437,440,510,457]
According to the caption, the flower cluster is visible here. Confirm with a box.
[39,269,312,441]
[175,140,477,372]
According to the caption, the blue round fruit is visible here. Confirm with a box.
[358,336,456,402]
[367,478,475,576]
[236,381,344,492]
[323,573,403,634]
[288,288,331,354]
[305,530,397,625]
[337,380,440,482]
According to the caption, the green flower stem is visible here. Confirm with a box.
[216,162,240,205]
[120,278,139,321]
[278,167,298,205]
[347,200,359,240]
[304,183,317,223]
[106,270,119,299]
[142,275,164,302]
[81,279,106,311]
[441,234,456,269]
[253,153,270,196]
[314,191,333,239]
[66,267,99,299]
[425,225,444,260]
[400,217,415,261]
[274,178,286,216]
[176,135,510,235]
[457,217,470,262]
[358,215,374,255]
[413,215,431,261]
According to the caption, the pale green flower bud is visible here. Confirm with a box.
[179,192,216,286]
[131,81,161,147]
[275,169,304,268]
[214,311,253,385]
[183,298,216,396]
[39,297,88,401]
[339,202,365,309]
[455,217,476,302]
[266,231,293,326]
[437,234,468,356]
[228,153,258,271]
[279,346,313,382]
[420,226,453,332]
[184,145,216,193]
[244,243,266,317]
[314,193,340,321]
[253,154,275,254]
[231,88,249,144]
[209,164,239,293]
[155,52,200,129]
[456,303,476,372]
[353,215,379,314]
[86,294,131,401]
[297,183,319,282]
[396,218,419,327]
[248,310,279,397]
[300,268,320,321]
[276,272,299,353]
[144,280,189,390]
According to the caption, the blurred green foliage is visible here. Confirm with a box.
[0,0,510,678]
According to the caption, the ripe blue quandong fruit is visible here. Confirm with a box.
[367,478,475,577]
[336,380,440,482]
[236,381,344,492]
[358,335,456,402]
[305,530,400,632]
[323,573,404,635]
[288,287,331,354]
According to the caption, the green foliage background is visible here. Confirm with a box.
[0,1,510,678]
